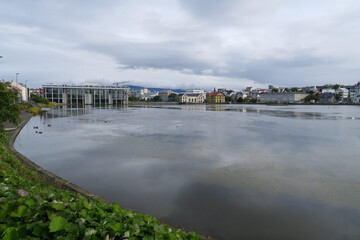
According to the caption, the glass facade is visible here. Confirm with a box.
[43,86,128,106]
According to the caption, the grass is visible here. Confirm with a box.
[0,130,202,240]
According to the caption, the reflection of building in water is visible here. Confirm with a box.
[43,106,93,119]
[43,84,129,105]
[205,105,226,111]
[181,105,206,111]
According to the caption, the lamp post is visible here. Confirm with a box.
[16,73,19,83]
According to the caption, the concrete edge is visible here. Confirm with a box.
[6,113,215,239]
[7,113,112,204]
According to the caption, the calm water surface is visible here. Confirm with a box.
[15,104,360,240]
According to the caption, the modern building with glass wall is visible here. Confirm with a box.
[42,84,129,105]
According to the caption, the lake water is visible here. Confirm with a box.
[15,104,360,240]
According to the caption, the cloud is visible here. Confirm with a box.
[0,0,359,88]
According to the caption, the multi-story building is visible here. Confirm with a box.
[10,81,28,102]
[177,93,205,103]
[42,83,129,105]
[353,91,360,104]
[206,92,226,103]
[29,88,43,96]
[335,88,349,102]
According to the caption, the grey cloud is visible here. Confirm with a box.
[1,0,359,88]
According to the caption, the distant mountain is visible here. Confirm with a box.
[126,85,184,93]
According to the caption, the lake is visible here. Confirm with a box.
[15,104,360,239]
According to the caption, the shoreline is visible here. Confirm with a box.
[6,110,214,240]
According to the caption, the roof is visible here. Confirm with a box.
[207,92,225,96]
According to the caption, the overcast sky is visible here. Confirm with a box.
[0,0,359,89]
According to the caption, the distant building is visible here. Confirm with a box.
[10,81,28,102]
[318,93,337,104]
[268,85,274,90]
[177,93,205,103]
[259,92,309,104]
[133,88,151,100]
[158,90,174,101]
[42,84,129,105]
[353,91,360,104]
[29,88,43,96]
[206,92,226,103]
[322,88,336,94]
[345,83,360,102]
[335,88,349,102]
[217,88,227,93]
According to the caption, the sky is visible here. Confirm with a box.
[0,0,359,90]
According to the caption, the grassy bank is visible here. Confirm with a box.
[0,130,202,240]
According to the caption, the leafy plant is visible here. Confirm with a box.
[0,131,202,240]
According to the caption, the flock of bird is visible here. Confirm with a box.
[33,123,51,134]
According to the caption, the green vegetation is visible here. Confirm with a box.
[0,83,20,126]
[152,96,162,102]
[225,96,232,103]
[30,94,50,105]
[304,93,319,103]
[128,96,140,102]
[332,84,341,90]
[236,97,244,103]
[0,132,201,239]
[168,93,177,102]
[0,87,202,240]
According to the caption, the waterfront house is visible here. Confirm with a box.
[206,92,226,103]
[354,91,360,104]
[318,93,337,104]
[177,93,205,103]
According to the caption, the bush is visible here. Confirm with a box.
[31,94,50,105]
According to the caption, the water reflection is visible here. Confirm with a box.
[15,105,360,240]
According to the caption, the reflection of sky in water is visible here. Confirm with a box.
[15,105,360,240]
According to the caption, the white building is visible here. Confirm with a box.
[134,88,151,100]
[177,93,205,103]
[10,81,28,102]
[335,88,349,102]
[354,91,360,104]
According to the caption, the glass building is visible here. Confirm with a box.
[42,84,129,105]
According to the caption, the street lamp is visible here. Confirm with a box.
[16,73,19,83]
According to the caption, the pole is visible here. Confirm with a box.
[16,73,19,83]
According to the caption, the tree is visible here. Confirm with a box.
[0,82,20,125]
[291,87,299,92]
[152,96,162,102]
[335,93,341,101]
[332,84,341,90]
[272,88,279,93]
[236,97,244,103]
[304,93,319,103]
[128,95,140,102]
[30,94,50,104]
[225,96,232,103]
[168,93,177,102]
